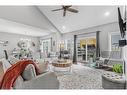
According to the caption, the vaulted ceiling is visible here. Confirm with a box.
[0,6,124,36]
[38,6,124,33]
[0,6,57,36]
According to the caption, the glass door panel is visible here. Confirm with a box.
[87,38,96,62]
[77,37,96,63]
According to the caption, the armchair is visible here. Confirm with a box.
[0,58,59,89]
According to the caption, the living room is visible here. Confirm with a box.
[0,4,127,91]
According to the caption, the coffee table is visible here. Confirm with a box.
[52,60,72,72]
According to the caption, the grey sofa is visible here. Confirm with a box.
[0,58,59,89]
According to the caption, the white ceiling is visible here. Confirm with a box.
[38,6,124,33]
[0,6,124,36]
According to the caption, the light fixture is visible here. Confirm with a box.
[104,11,110,16]
[62,26,66,30]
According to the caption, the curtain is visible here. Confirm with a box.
[96,31,100,58]
[73,35,77,64]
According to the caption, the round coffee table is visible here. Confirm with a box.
[52,60,72,72]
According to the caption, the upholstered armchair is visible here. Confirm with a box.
[0,58,59,89]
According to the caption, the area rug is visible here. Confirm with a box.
[54,64,104,89]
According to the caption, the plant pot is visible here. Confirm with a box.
[89,57,93,64]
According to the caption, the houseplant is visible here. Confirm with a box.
[113,64,123,73]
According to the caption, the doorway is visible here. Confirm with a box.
[77,34,96,63]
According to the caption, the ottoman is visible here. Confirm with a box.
[102,72,126,89]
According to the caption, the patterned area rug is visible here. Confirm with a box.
[54,64,104,89]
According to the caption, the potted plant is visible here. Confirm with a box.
[113,64,123,74]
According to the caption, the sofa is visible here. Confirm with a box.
[0,57,59,89]
[96,51,124,68]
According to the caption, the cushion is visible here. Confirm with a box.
[102,72,126,89]
[21,64,36,81]
[0,61,4,81]
[8,56,19,65]
[104,59,109,64]
[37,63,48,73]
[13,76,24,89]
[1,58,12,72]
[36,59,48,73]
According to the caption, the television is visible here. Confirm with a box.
[119,39,127,47]
[118,7,126,38]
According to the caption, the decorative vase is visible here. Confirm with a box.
[89,57,93,64]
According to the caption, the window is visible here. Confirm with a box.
[111,33,121,51]
[40,39,51,53]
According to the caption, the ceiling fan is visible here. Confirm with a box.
[52,5,78,17]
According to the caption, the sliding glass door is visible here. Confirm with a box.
[77,36,96,63]
[87,38,96,62]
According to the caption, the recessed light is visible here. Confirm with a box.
[104,11,110,16]
[62,26,66,30]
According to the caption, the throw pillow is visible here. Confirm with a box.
[21,64,36,81]
[104,59,109,64]
[13,76,24,89]
[8,56,19,65]
[1,58,12,72]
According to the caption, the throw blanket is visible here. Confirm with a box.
[0,60,41,89]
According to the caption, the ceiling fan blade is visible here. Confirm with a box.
[52,8,63,11]
[63,9,66,17]
[63,5,72,8]
[67,8,78,13]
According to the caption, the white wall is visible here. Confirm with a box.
[63,22,120,52]
[0,32,39,58]
[40,22,120,57]
[0,6,57,32]
[39,32,61,52]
